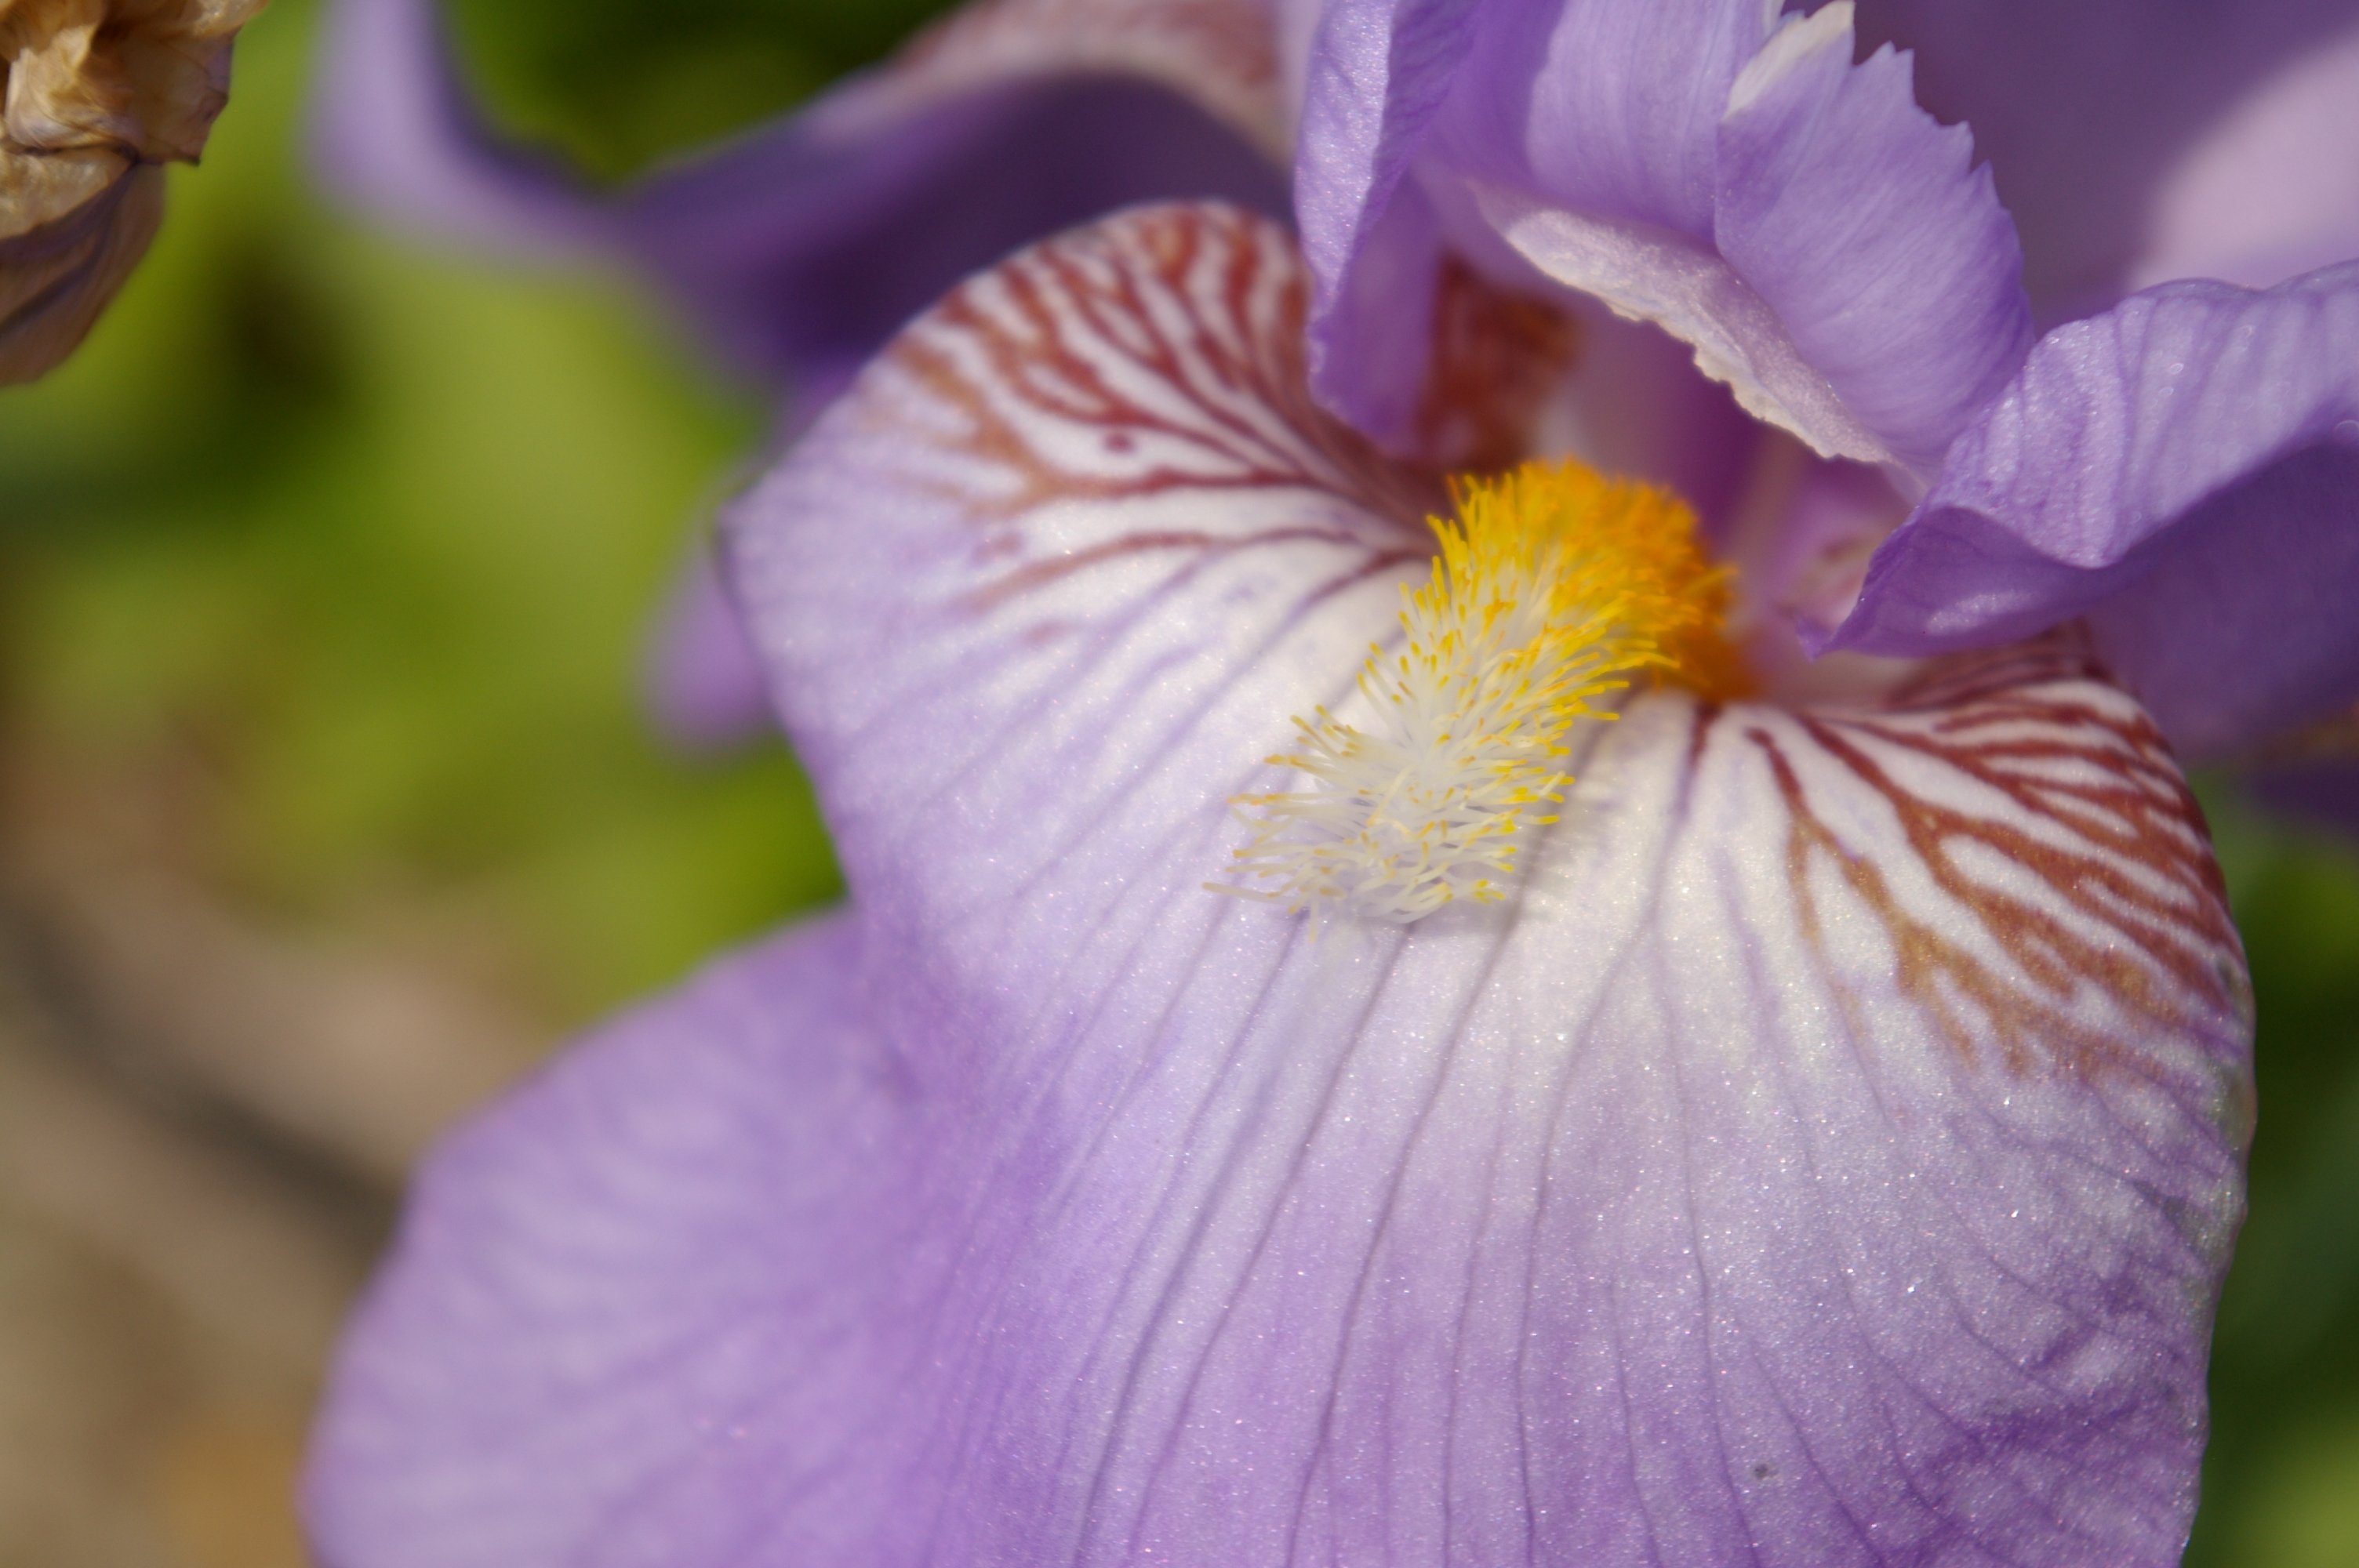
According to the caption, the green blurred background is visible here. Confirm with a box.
[0,1,2354,1563]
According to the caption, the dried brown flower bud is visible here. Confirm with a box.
[2,0,265,383]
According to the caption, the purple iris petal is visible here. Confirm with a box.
[1294,0,2359,771]
[1292,0,1480,445]
[1712,5,2030,473]
[1296,0,2032,474]
[302,913,938,1566]
[314,0,1291,385]
[646,539,775,751]
[312,0,616,260]
[2128,22,2359,295]
[1830,262,2359,759]
[730,196,2248,1558]
[311,203,2255,1566]
[1295,0,1757,446]
[1858,0,2359,320]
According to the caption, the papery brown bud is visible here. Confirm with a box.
[2,0,265,383]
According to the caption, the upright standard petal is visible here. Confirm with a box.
[1859,0,2359,318]
[313,0,1290,384]
[722,203,2249,1564]
[1831,262,2359,760]
[1712,3,2030,474]
[1295,0,1769,448]
[2128,19,2359,295]
[1296,0,2032,474]
[1291,0,1485,439]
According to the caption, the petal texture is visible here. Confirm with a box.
[313,0,1289,383]
[1832,263,2359,759]
[1295,0,2031,473]
[303,913,937,1567]
[1711,4,2030,474]
[1289,0,1492,441]
[717,204,2248,1564]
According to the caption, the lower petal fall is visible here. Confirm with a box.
[310,204,2256,1568]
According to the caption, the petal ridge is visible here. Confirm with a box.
[1714,13,2034,474]
[1831,261,2359,756]
[1299,0,2034,474]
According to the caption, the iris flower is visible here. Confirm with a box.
[304,0,2359,1563]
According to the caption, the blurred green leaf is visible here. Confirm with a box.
[442,0,960,180]
[2188,788,2359,1567]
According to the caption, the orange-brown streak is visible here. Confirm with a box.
[1412,256,1579,474]
[1747,644,2243,1080]
[875,208,1451,654]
